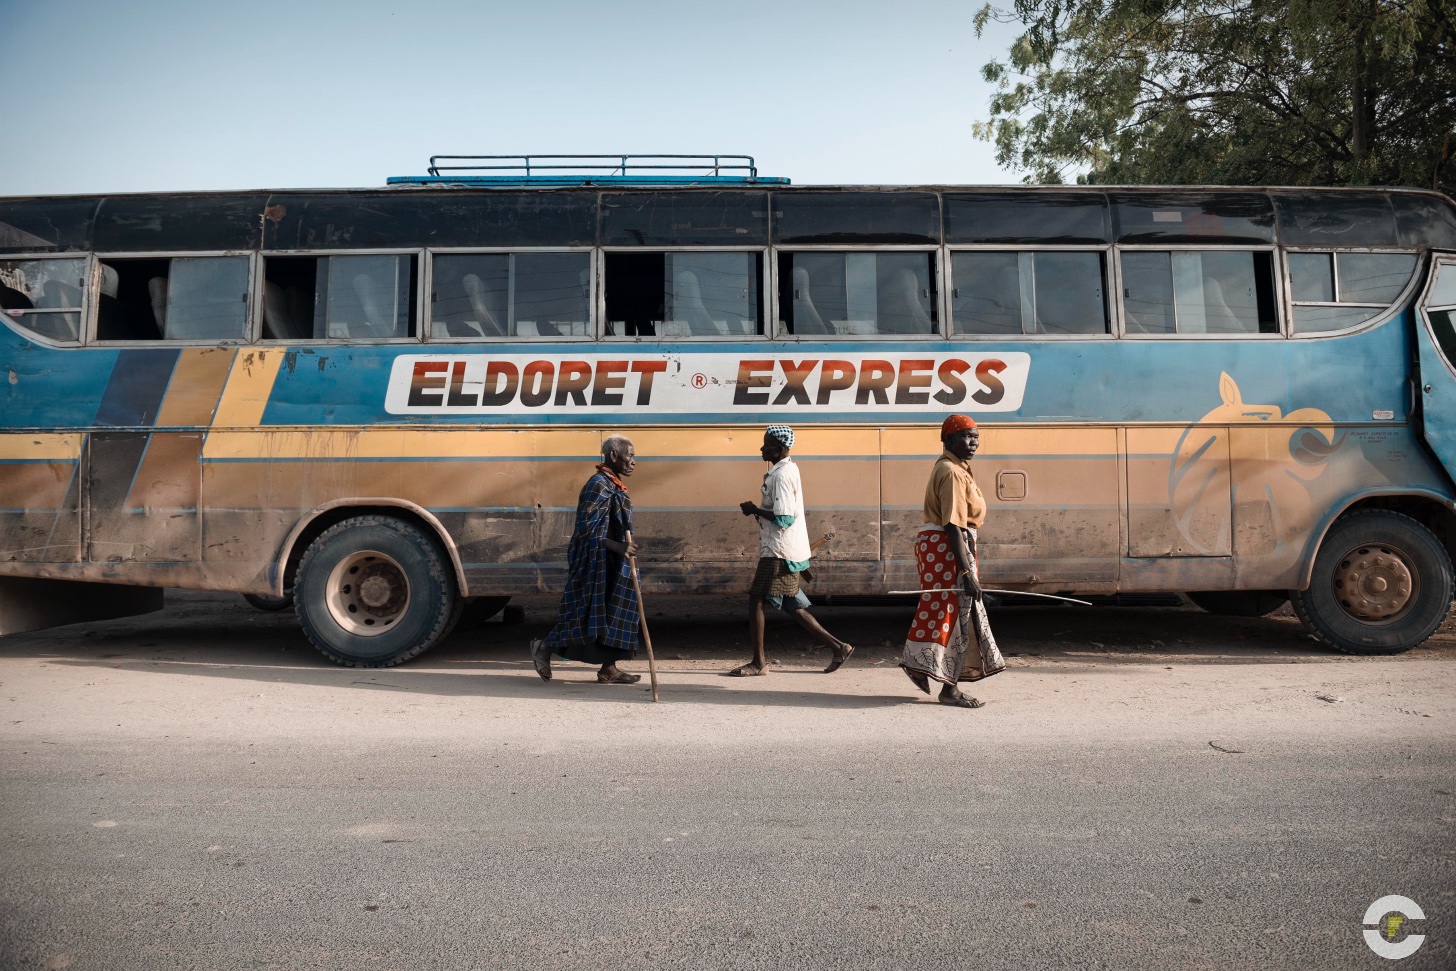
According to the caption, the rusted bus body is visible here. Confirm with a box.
[0,367,1450,599]
[3,179,1456,661]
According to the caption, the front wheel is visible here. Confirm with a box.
[1186,591,1288,617]
[1290,510,1453,655]
[294,515,458,667]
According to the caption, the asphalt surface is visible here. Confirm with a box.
[2,592,1454,970]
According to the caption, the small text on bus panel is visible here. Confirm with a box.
[385,353,1029,415]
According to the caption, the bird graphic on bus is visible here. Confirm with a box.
[1170,372,1341,555]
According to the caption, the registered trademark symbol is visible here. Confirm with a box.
[691,373,707,389]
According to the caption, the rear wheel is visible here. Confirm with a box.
[1290,509,1453,655]
[1186,591,1288,617]
[457,596,512,629]
[243,592,294,612]
[294,515,458,667]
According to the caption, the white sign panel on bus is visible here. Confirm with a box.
[385,352,1030,416]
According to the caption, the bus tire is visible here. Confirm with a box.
[294,515,458,667]
[1290,509,1454,655]
[243,592,294,612]
[1186,591,1288,617]
[450,596,512,632]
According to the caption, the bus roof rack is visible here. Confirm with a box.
[387,154,789,187]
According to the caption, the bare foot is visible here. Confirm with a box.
[938,688,984,709]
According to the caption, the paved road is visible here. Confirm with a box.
[2,592,1454,970]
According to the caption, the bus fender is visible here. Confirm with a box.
[1293,487,1456,590]
[275,498,470,598]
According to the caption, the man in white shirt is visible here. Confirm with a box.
[730,424,853,676]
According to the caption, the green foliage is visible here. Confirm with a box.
[974,1,1456,194]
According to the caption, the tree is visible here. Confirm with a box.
[974,1,1456,195]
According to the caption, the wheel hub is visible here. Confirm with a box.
[325,550,411,636]
[1333,544,1416,623]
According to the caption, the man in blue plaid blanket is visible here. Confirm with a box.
[530,436,643,684]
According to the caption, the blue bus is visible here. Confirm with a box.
[1,155,1454,666]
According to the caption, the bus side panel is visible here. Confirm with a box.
[880,426,1122,588]
[86,432,204,564]
[0,433,81,564]
[1237,423,1456,590]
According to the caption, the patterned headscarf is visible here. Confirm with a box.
[765,424,795,449]
[941,415,977,440]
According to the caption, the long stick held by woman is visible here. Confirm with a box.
[900,415,1005,708]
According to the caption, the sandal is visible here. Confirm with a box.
[597,668,642,685]
[529,639,552,682]
[726,663,767,677]
[901,667,931,695]
[823,644,854,673]
[939,690,985,709]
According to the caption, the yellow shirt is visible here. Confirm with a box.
[922,449,987,529]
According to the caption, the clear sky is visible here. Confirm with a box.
[0,0,1025,195]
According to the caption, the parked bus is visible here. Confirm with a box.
[3,155,1455,666]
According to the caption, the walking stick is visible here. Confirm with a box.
[623,530,659,702]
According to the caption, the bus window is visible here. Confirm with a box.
[262,254,418,341]
[1288,251,1417,334]
[95,256,250,342]
[604,251,762,338]
[776,252,935,337]
[950,251,1108,336]
[1121,250,1277,335]
[431,252,590,339]
[0,257,85,342]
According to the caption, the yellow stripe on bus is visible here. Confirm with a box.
[210,350,285,429]
[0,433,83,461]
[198,425,1132,463]
[155,347,237,427]
[201,428,603,461]
[883,425,1121,457]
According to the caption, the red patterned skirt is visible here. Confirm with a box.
[900,525,1004,685]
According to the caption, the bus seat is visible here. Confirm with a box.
[791,267,829,335]
[456,320,487,338]
[98,263,119,299]
[1,284,34,311]
[673,270,718,336]
[1204,277,1246,333]
[881,267,931,334]
[263,281,301,339]
[38,279,80,309]
[516,320,539,337]
[147,276,168,332]
[353,273,392,337]
[462,273,505,336]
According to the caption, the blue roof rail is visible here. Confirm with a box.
[387,154,789,186]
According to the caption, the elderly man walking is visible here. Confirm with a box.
[900,415,1005,708]
[530,436,642,685]
[730,424,853,677]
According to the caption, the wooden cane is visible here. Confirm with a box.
[623,530,659,702]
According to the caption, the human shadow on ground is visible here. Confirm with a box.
[4,592,1445,710]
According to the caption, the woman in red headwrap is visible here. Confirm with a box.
[899,415,1005,707]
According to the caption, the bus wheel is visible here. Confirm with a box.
[1186,591,1288,617]
[455,596,512,630]
[243,592,294,612]
[1290,510,1454,655]
[294,515,458,667]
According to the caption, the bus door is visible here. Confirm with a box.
[86,431,205,564]
[1415,255,1456,479]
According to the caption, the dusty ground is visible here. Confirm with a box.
[1,592,1454,970]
